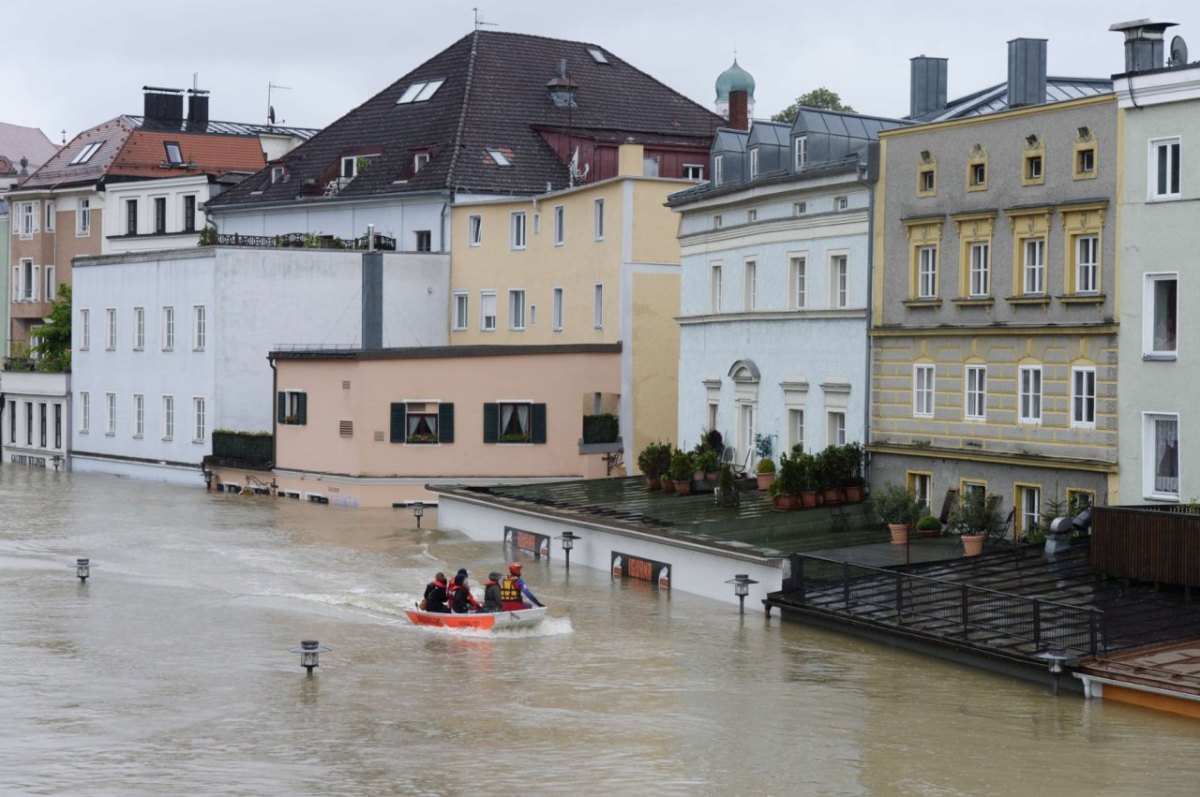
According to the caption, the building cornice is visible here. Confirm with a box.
[870,323,1117,337]
[865,442,1117,473]
[679,308,867,325]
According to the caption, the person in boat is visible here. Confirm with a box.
[449,568,482,613]
[423,572,450,613]
[499,562,543,611]
[481,572,503,612]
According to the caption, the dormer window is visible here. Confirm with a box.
[749,147,759,179]
[396,79,445,104]
[69,141,103,165]
[714,154,724,186]
[414,152,430,173]
[487,148,512,167]
[164,141,183,165]
[794,136,808,171]
[271,165,286,183]
[341,155,376,179]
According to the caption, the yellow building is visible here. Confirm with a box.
[449,142,687,467]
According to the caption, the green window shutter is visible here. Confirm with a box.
[531,403,547,444]
[482,403,499,443]
[297,393,308,425]
[390,402,406,443]
[439,403,455,443]
[277,392,286,423]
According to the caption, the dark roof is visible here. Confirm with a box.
[209,30,722,209]
[125,115,318,140]
[912,77,1113,122]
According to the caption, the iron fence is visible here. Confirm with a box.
[212,232,397,251]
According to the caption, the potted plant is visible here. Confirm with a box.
[694,448,720,483]
[703,427,724,456]
[874,483,919,545]
[669,449,694,495]
[772,453,803,510]
[816,446,843,505]
[755,456,776,490]
[951,489,1002,556]
[916,513,943,539]
[842,443,866,502]
[715,463,739,507]
[637,441,671,490]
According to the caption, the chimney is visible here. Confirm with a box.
[142,86,184,125]
[1109,19,1177,73]
[728,89,749,131]
[909,56,948,118]
[361,249,383,351]
[1007,38,1047,108]
[187,89,210,128]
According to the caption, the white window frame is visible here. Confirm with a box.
[105,392,116,436]
[743,259,757,311]
[828,411,846,446]
[452,292,469,331]
[1150,137,1181,201]
[593,284,604,329]
[714,154,724,185]
[913,364,935,418]
[1143,412,1180,501]
[162,305,175,351]
[749,147,759,179]
[45,200,55,232]
[44,265,56,304]
[1076,235,1099,294]
[683,163,704,180]
[917,246,937,299]
[467,215,482,247]
[969,242,991,297]
[710,263,722,312]
[510,211,526,250]
[965,364,987,421]
[80,391,90,434]
[162,395,175,441]
[1019,486,1042,539]
[830,254,848,308]
[105,308,116,351]
[414,152,429,173]
[19,202,36,238]
[1019,365,1043,424]
[193,397,206,443]
[789,408,805,452]
[593,198,605,241]
[554,205,564,245]
[508,289,526,330]
[133,307,145,351]
[77,198,91,236]
[480,291,497,332]
[1072,366,1096,429]
[79,308,90,350]
[133,394,144,439]
[1022,238,1045,295]
[794,136,807,171]
[1143,272,1177,359]
[790,256,807,309]
[552,287,564,331]
[193,305,206,351]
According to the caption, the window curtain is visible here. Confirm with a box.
[1155,419,1179,494]
[501,404,529,438]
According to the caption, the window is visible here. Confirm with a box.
[553,288,564,331]
[747,209,757,223]
[162,306,175,351]
[54,404,61,449]
[414,152,429,173]
[45,200,55,232]
[830,255,848,308]
[154,197,166,234]
[278,390,307,425]
[593,198,604,240]
[789,409,805,452]
[969,242,990,297]
[133,307,145,350]
[480,291,497,331]
[193,397,206,442]
[1019,365,1042,424]
[106,308,116,351]
[69,141,102,165]
[396,79,445,104]
[511,212,526,249]
[1018,485,1041,540]
[914,364,935,417]
[793,201,807,216]
[1026,154,1043,181]
[44,266,56,305]
[710,264,722,311]
[965,364,987,421]
[794,136,807,171]
[16,259,35,301]
[183,195,196,232]
[587,47,609,64]
[25,403,32,446]
[20,202,35,237]
[917,246,937,299]
[790,256,807,309]
[1022,238,1044,294]
[106,392,116,436]
[79,309,90,350]
[908,472,933,512]
[1144,274,1177,358]
[639,156,656,177]
[484,402,546,444]
[683,164,704,180]
[969,161,987,189]
[8,400,16,443]
[1151,138,1181,199]
[918,161,937,196]
[743,259,757,311]
[508,290,526,330]
[39,403,46,448]
[453,292,469,331]
[553,205,564,245]
[397,402,448,444]
[340,156,358,178]
[133,394,144,438]
[713,214,723,229]
[835,196,849,211]
[749,147,759,179]
[193,305,206,351]
[1067,489,1095,517]
[77,198,91,236]
[415,230,432,252]
[1145,413,1180,499]
[1076,147,1095,177]
[1075,235,1099,294]
[1072,366,1096,428]
[467,215,482,247]
[271,166,285,183]
[162,396,175,440]
[487,148,512,167]
[593,284,604,329]
[828,412,846,446]
[80,392,90,434]
[713,155,724,185]
[126,199,138,235]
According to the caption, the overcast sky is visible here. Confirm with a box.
[3,1,1197,143]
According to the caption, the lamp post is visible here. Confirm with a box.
[726,573,759,615]
[556,531,580,570]
[290,640,331,675]
[75,558,91,583]
[412,501,424,529]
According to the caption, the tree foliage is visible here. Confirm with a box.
[771,87,856,124]
[33,284,72,372]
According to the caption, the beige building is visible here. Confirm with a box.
[450,142,687,466]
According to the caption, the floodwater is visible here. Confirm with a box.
[1,466,1198,797]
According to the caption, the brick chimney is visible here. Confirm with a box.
[728,89,749,131]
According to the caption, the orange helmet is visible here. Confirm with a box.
[508,562,522,575]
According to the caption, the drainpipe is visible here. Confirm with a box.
[269,354,277,469]
[857,146,877,481]
[439,199,449,252]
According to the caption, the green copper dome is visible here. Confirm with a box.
[715,59,756,102]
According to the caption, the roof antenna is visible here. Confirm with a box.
[473,7,499,30]
[267,82,290,126]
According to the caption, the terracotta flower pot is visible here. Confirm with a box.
[800,490,819,508]
[824,487,843,505]
[844,484,864,503]
[645,475,661,491]
[660,477,675,492]
[756,472,775,491]
[675,479,692,495]
[961,533,985,557]
[889,523,909,545]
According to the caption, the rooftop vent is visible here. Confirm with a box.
[143,86,184,125]
[909,55,948,118]
[547,59,578,108]
[1109,19,1177,73]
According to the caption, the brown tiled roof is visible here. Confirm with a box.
[16,117,135,190]
[210,30,722,208]
[108,130,265,179]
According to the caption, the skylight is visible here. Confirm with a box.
[69,141,104,165]
[587,47,609,64]
[164,141,183,164]
[396,78,446,104]
[487,148,512,167]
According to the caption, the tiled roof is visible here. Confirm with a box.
[108,130,266,179]
[15,117,136,190]
[125,115,318,140]
[209,30,722,208]
[0,122,59,175]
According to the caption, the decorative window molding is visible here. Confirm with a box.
[905,218,943,300]
[1022,134,1045,186]
[967,143,988,192]
[1073,127,1098,181]
[1058,202,1106,296]
[917,150,937,197]
[1007,208,1050,297]
[955,211,995,298]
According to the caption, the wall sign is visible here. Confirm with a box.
[504,526,550,559]
[611,551,671,589]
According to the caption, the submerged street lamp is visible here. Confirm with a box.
[291,640,331,675]
[412,502,425,529]
[726,573,759,615]
[556,530,580,570]
[75,558,91,582]
[1036,650,1070,695]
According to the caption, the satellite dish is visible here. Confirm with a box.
[1170,35,1189,68]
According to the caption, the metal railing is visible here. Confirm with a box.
[211,232,397,251]
[788,555,1105,657]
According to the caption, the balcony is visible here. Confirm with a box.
[205,231,397,251]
